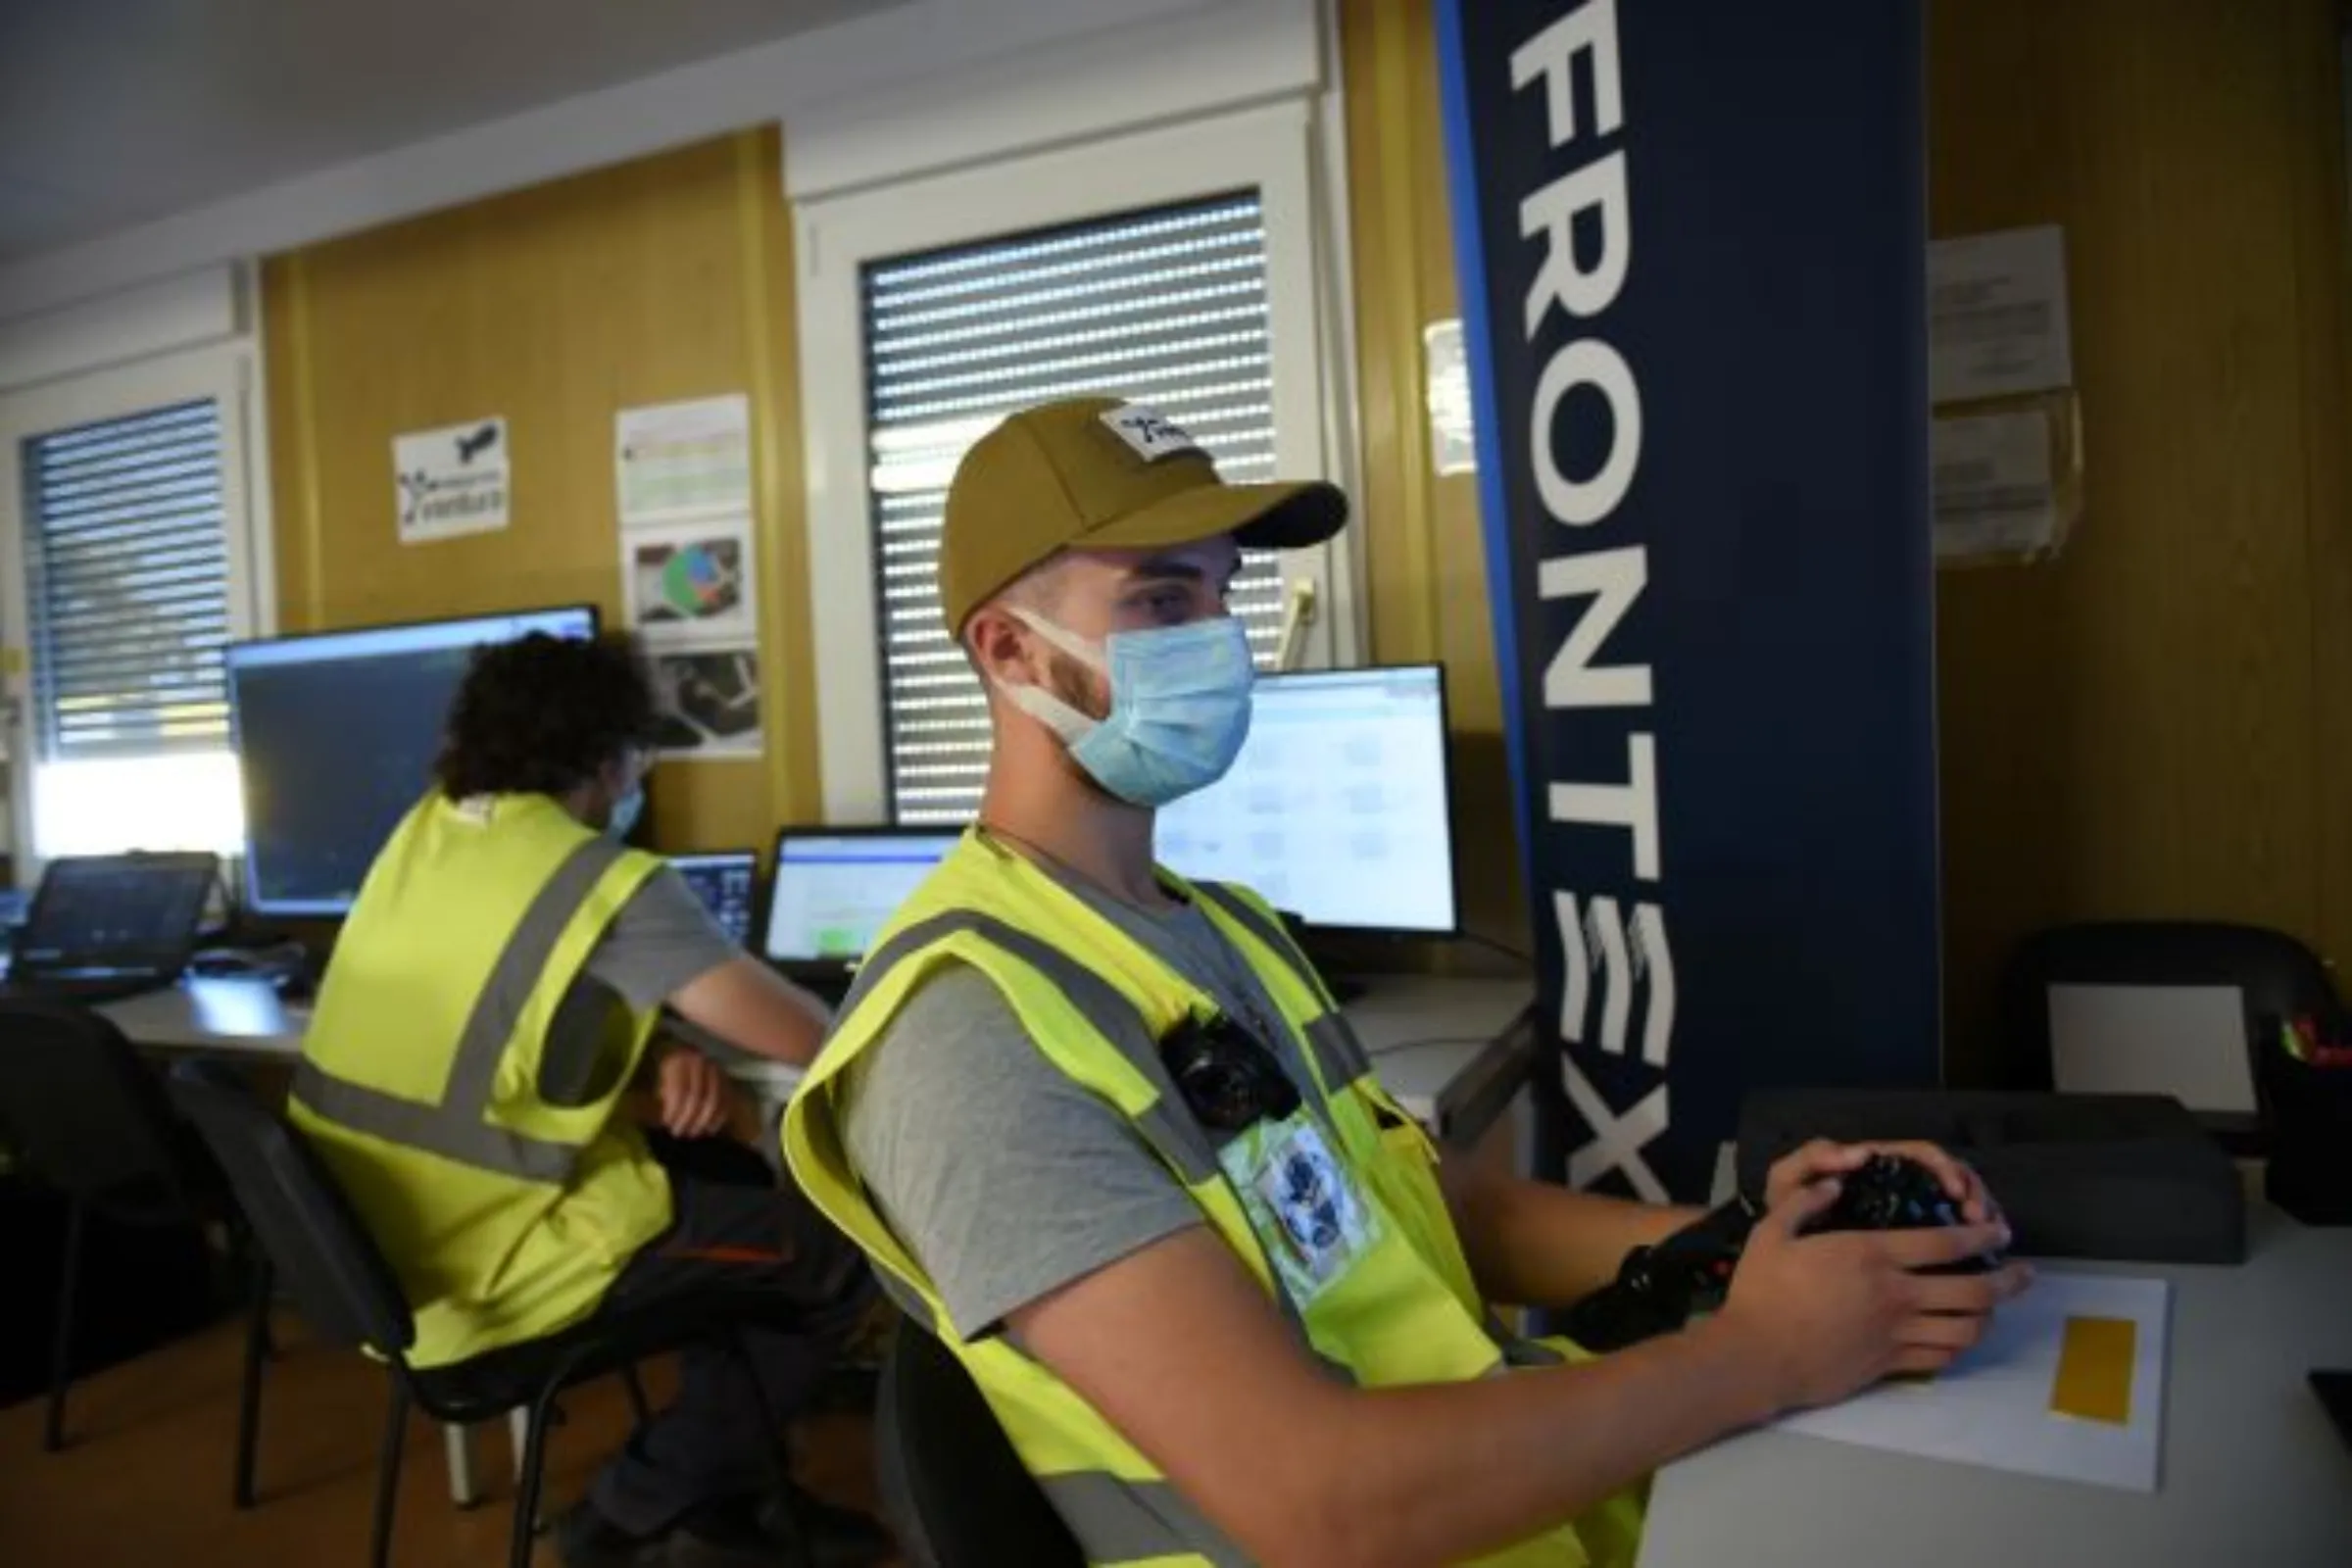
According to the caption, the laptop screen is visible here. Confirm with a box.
[671,852,760,948]
[20,855,218,970]
[763,831,959,965]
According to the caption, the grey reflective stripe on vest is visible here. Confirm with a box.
[846,910,1221,1188]
[1192,882,1374,1096]
[847,908,1357,1382]
[1191,881,1333,1005]
[1303,1012,1374,1095]
[1038,1473,1252,1568]
[294,836,631,1183]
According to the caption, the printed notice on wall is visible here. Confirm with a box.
[394,417,510,544]
[648,645,763,760]
[1933,410,2059,563]
[615,395,752,527]
[1424,318,1478,476]
[1928,226,2074,406]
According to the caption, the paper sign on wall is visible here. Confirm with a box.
[1929,225,2075,406]
[648,646,763,760]
[616,395,752,526]
[1423,318,1477,476]
[395,417,510,544]
[1933,410,2060,562]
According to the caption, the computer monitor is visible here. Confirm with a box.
[226,606,599,917]
[672,851,760,947]
[762,828,961,973]
[16,854,219,976]
[1155,664,1457,935]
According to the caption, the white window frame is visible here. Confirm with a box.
[795,96,1358,824]
[0,340,272,870]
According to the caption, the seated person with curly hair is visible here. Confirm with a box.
[290,631,887,1568]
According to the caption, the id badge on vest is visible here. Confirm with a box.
[1219,1109,1382,1306]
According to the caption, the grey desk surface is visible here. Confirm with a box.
[1639,1187,2352,1568]
[105,971,1536,1142]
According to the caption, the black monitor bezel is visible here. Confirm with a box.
[224,603,601,919]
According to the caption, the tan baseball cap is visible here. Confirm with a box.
[938,395,1348,634]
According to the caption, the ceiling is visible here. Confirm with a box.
[0,0,901,263]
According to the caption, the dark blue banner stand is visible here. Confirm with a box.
[1435,0,1941,1205]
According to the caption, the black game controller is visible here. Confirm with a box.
[1807,1153,2003,1274]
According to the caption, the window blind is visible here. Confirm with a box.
[861,190,1288,824]
[23,399,233,761]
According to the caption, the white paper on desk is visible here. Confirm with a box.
[1774,1271,2170,1493]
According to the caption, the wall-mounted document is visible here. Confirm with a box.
[1932,410,2059,562]
[1929,226,2074,406]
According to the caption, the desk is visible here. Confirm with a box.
[105,972,1539,1146]
[1638,1186,2352,1568]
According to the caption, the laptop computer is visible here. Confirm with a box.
[2,852,220,1004]
[670,850,760,948]
[760,826,960,999]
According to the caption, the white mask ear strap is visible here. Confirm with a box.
[1007,605,1106,671]
[999,680,1098,746]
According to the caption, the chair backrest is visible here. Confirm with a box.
[0,1002,193,1220]
[875,1318,1085,1568]
[1996,921,2338,1126]
[168,1075,416,1358]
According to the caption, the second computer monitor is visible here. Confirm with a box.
[1154,664,1457,935]
[227,606,598,917]
[762,828,962,971]
[671,852,760,947]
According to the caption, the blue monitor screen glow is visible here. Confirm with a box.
[672,852,760,947]
[1154,664,1457,935]
[227,607,597,917]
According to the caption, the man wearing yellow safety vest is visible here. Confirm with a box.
[292,632,889,1568]
[784,396,2030,1568]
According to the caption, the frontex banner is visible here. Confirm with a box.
[1435,0,1942,1201]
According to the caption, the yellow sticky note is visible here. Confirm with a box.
[2050,1315,2135,1424]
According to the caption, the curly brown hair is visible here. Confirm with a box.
[433,631,662,800]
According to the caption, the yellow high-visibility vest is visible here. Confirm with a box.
[785,832,1645,1567]
[290,792,671,1368]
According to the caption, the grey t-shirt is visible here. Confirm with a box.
[839,872,1318,1339]
[536,865,743,1105]
[584,864,741,1009]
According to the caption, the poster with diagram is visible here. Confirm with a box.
[622,515,758,645]
[647,645,763,760]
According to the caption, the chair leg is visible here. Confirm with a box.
[232,1257,272,1508]
[44,1199,87,1453]
[370,1381,411,1568]
[509,1380,565,1568]
[620,1361,652,1428]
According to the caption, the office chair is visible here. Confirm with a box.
[169,1074,798,1568]
[874,1315,1085,1568]
[0,1003,273,1497]
[1996,920,2340,1145]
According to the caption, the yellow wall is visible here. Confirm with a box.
[1337,0,2351,1070]
[1339,0,1526,963]
[1929,0,2351,1075]
[262,129,818,854]
[256,9,2350,1045]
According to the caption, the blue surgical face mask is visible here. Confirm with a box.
[606,783,645,842]
[1002,610,1256,808]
